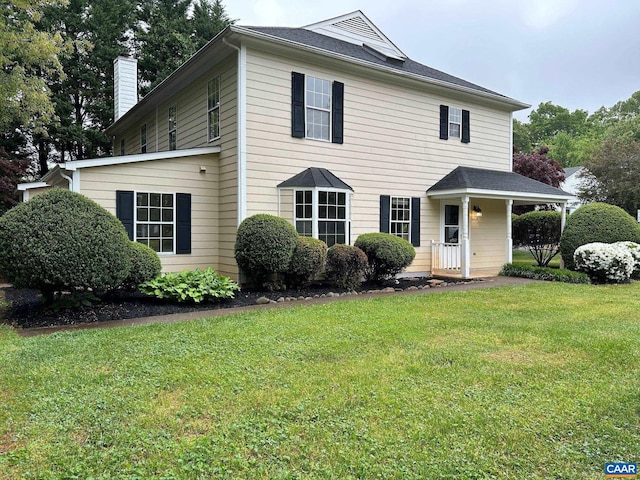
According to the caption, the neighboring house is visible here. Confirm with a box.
[561,166,586,214]
[18,10,573,279]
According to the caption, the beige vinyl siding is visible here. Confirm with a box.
[243,46,513,274]
[469,199,508,276]
[78,154,220,274]
[279,190,294,223]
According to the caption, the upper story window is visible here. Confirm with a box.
[207,76,220,141]
[140,124,147,153]
[120,138,125,155]
[136,192,175,253]
[291,72,344,144]
[168,105,177,150]
[306,76,331,141]
[390,196,411,241]
[439,105,470,144]
[294,188,350,247]
[448,107,462,138]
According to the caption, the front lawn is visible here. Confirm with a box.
[1,282,639,479]
[512,248,561,268]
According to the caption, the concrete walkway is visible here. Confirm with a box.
[16,276,540,337]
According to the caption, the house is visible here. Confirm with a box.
[561,166,586,214]
[18,10,573,280]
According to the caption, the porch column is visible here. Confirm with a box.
[506,199,513,264]
[560,202,567,268]
[461,196,470,278]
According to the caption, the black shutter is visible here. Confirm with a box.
[410,197,420,247]
[332,81,344,144]
[291,72,305,138]
[380,195,390,233]
[439,105,449,140]
[176,193,191,254]
[462,109,470,143]
[116,190,134,240]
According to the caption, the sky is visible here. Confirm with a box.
[224,0,640,121]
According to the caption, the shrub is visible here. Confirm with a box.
[573,242,634,284]
[234,214,298,288]
[499,263,589,284]
[512,211,561,267]
[123,242,162,289]
[286,236,327,288]
[325,244,367,291]
[560,203,640,270]
[354,232,416,283]
[140,268,239,303]
[0,189,131,302]
[615,241,640,279]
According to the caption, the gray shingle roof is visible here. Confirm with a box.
[277,167,353,190]
[427,166,570,196]
[244,27,506,98]
[563,166,582,178]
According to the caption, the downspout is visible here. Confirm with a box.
[223,37,247,225]
[59,171,73,191]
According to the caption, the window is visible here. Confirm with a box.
[444,204,460,243]
[294,189,350,247]
[207,77,220,141]
[448,107,461,138]
[390,197,411,241]
[439,105,470,143]
[168,105,177,150]
[291,72,344,144]
[306,76,331,141]
[135,192,175,253]
[140,124,147,153]
[295,190,313,236]
[120,138,125,155]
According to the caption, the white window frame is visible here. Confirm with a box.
[140,124,147,153]
[305,75,332,142]
[390,196,411,241]
[207,76,221,142]
[168,105,177,150]
[292,187,351,246]
[449,107,462,139]
[134,191,176,254]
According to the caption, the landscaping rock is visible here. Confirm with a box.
[382,287,395,293]
[429,279,445,286]
[256,296,271,305]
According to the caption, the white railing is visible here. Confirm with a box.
[431,241,461,271]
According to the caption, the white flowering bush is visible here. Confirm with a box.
[574,242,634,284]
[615,241,640,279]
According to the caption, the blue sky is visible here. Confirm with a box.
[226,0,640,121]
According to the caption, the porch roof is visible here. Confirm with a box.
[426,166,573,204]
[277,167,353,190]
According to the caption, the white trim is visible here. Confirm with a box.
[461,196,470,279]
[60,147,220,171]
[168,104,177,150]
[207,75,221,142]
[17,182,48,191]
[238,43,247,224]
[134,190,177,255]
[390,195,411,242]
[427,187,573,203]
[509,112,514,170]
[506,199,513,264]
[448,106,462,139]
[304,75,332,142]
[72,170,80,193]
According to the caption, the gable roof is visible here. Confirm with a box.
[427,166,573,203]
[277,167,353,190]
[563,166,583,178]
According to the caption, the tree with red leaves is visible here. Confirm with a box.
[0,150,30,215]
[513,146,565,214]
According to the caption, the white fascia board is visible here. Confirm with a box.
[17,181,48,191]
[231,26,530,111]
[61,147,221,171]
[427,188,574,203]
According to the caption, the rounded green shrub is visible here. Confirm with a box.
[560,203,640,270]
[512,210,562,267]
[286,236,327,288]
[234,214,298,287]
[124,242,162,289]
[325,244,367,291]
[354,232,416,283]
[0,189,131,301]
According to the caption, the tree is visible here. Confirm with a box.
[512,146,565,214]
[579,132,640,216]
[0,0,65,135]
[191,0,235,51]
[512,118,532,153]
[528,102,589,146]
[512,211,561,267]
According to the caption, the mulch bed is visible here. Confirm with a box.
[2,277,477,329]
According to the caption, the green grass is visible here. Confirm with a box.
[512,248,561,268]
[1,283,640,479]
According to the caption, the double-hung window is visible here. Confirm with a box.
[135,192,175,253]
[305,76,331,141]
[140,124,147,153]
[168,105,177,150]
[207,76,220,141]
[294,189,350,247]
[390,197,411,241]
[439,105,470,143]
[448,107,462,139]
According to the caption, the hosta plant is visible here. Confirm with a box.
[573,242,634,284]
[140,268,239,303]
